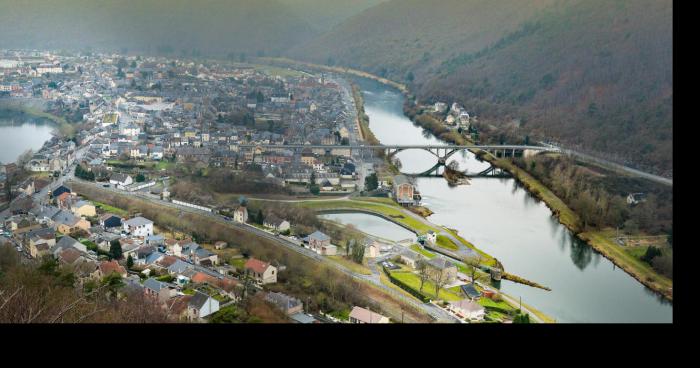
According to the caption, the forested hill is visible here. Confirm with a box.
[292,0,673,176]
[0,0,316,57]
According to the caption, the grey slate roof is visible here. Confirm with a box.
[308,230,330,242]
[188,291,212,309]
[124,216,153,227]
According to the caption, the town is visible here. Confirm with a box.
[0,49,531,324]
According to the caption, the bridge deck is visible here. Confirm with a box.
[237,144,557,151]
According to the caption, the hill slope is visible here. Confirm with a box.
[292,0,673,175]
[0,0,316,56]
[277,0,387,33]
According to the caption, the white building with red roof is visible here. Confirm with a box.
[244,258,277,285]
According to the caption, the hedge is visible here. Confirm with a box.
[382,267,430,303]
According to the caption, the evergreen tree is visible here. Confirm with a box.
[109,239,123,260]
[126,254,134,269]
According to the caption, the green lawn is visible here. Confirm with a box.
[92,201,128,217]
[154,160,176,171]
[579,230,672,300]
[389,271,462,301]
[229,257,247,270]
[436,235,458,250]
[300,199,434,237]
[410,244,436,259]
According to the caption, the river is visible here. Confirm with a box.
[0,114,55,164]
[348,77,672,323]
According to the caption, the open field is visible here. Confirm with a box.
[389,270,462,301]
[578,230,673,300]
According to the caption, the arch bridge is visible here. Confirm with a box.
[238,144,559,163]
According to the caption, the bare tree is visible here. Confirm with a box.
[417,260,430,293]
[15,149,33,168]
[432,267,448,299]
[462,254,484,284]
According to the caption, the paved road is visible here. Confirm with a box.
[539,142,672,187]
[69,179,459,323]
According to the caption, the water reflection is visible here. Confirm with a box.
[568,235,594,271]
[354,77,672,322]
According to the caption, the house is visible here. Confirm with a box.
[627,193,647,205]
[290,312,319,324]
[193,248,218,266]
[52,210,91,235]
[187,291,220,320]
[27,227,57,258]
[99,213,122,229]
[96,260,127,279]
[110,173,133,189]
[425,230,437,244]
[392,175,416,205]
[426,257,458,284]
[348,306,390,324]
[145,234,165,247]
[51,235,87,255]
[51,185,72,199]
[167,259,193,275]
[460,283,483,300]
[448,299,485,321]
[264,291,303,315]
[123,216,154,237]
[263,215,290,232]
[244,258,277,285]
[71,200,96,218]
[214,241,227,250]
[233,206,248,223]
[307,230,330,251]
[399,249,423,269]
[143,277,175,303]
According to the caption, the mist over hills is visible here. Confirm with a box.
[277,0,387,33]
[0,0,316,56]
[0,0,673,173]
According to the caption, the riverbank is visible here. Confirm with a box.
[579,230,673,300]
[400,110,673,301]
[257,57,409,94]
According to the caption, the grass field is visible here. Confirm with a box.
[579,230,672,300]
[436,235,458,250]
[298,199,434,234]
[390,271,462,301]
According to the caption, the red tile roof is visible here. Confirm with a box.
[99,260,126,277]
[244,258,270,274]
[191,272,217,284]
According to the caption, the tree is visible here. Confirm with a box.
[463,254,483,284]
[364,173,379,191]
[432,267,448,299]
[309,184,320,196]
[641,246,662,265]
[417,261,430,293]
[126,254,134,269]
[350,240,365,264]
[513,311,531,323]
[16,149,33,168]
[135,173,146,182]
[109,240,123,260]
[309,171,316,186]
